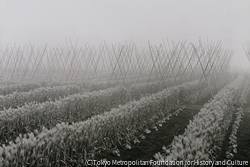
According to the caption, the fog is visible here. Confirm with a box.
[1,0,250,69]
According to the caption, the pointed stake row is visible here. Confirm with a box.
[0,40,232,90]
[243,41,250,64]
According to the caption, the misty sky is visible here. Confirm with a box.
[0,0,250,68]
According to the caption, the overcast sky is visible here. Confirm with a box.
[0,0,250,68]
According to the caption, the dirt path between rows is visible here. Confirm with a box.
[103,104,204,161]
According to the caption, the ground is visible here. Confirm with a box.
[99,92,250,161]
[100,103,206,161]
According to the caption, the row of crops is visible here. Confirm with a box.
[0,40,245,166]
[0,75,234,166]
[0,75,231,145]
[154,75,249,161]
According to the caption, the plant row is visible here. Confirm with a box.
[0,77,205,145]
[0,75,191,110]
[0,85,84,110]
[226,78,250,160]
[154,75,246,161]
[226,107,243,160]
[0,83,41,96]
[0,86,129,145]
[0,78,219,166]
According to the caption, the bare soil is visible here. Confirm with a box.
[100,91,250,162]
[101,104,204,161]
